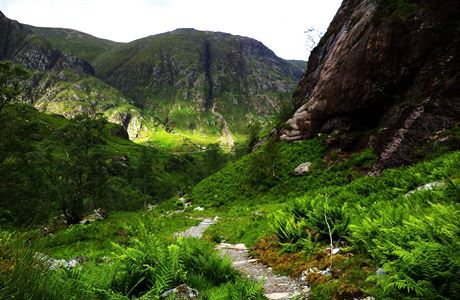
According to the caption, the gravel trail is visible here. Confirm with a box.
[174,218,309,299]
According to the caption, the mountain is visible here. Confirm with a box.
[287,59,307,70]
[280,0,460,170]
[0,11,144,134]
[0,12,92,74]
[28,25,120,63]
[1,11,303,146]
[91,28,302,132]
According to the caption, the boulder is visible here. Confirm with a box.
[80,208,107,224]
[405,181,445,197]
[160,284,199,299]
[293,162,312,176]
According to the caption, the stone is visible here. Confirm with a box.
[233,259,258,266]
[80,208,107,224]
[146,204,157,211]
[194,206,205,211]
[34,252,81,270]
[293,162,312,176]
[319,267,332,276]
[376,268,385,275]
[216,243,248,250]
[160,284,198,299]
[280,0,460,170]
[265,292,290,300]
[405,181,445,197]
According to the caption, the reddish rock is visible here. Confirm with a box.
[281,0,460,170]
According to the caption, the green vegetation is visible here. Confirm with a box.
[191,134,460,299]
[0,103,233,227]
[29,26,120,63]
[0,61,29,112]
[0,209,265,299]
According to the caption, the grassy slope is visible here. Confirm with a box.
[287,60,308,70]
[189,135,460,299]
[28,26,120,63]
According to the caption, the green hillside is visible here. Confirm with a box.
[0,103,233,227]
[28,26,120,63]
[189,133,460,299]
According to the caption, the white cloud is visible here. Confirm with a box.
[0,0,342,59]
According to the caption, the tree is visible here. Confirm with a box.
[305,27,324,54]
[135,145,158,197]
[0,61,29,113]
[54,115,109,224]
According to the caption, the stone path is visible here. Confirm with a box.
[174,217,218,238]
[175,218,309,299]
[216,243,309,300]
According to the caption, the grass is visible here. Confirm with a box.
[0,206,266,299]
[1,128,459,299]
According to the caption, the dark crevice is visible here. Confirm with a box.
[122,113,132,130]
[203,40,213,110]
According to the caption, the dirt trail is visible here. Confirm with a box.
[175,219,309,299]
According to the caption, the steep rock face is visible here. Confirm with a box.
[281,0,460,168]
[0,11,93,74]
[93,29,302,118]
[107,109,145,140]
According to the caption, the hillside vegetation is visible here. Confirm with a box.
[0,103,232,227]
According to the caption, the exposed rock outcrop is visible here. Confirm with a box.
[0,11,93,74]
[108,109,145,140]
[281,0,460,169]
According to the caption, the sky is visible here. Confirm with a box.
[0,0,342,60]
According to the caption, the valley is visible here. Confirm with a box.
[1,0,460,299]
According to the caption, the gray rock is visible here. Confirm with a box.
[80,208,106,224]
[405,181,445,197]
[376,267,385,275]
[160,284,198,299]
[265,292,290,300]
[319,267,331,276]
[34,253,82,270]
[293,162,312,176]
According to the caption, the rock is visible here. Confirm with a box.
[146,204,157,211]
[328,247,341,255]
[160,284,198,299]
[319,267,331,276]
[40,226,53,236]
[215,243,248,251]
[194,206,205,211]
[405,181,445,197]
[34,253,81,270]
[112,155,129,168]
[376,267,385,275]
[280,0,460,170]
[265,292,290,300]
[293,162,312,176]
[80,208,107,224]
[233,259,258,266]
[108,110,144,140]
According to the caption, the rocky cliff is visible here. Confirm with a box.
[0,12,93,74]
[281,0,460,169]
